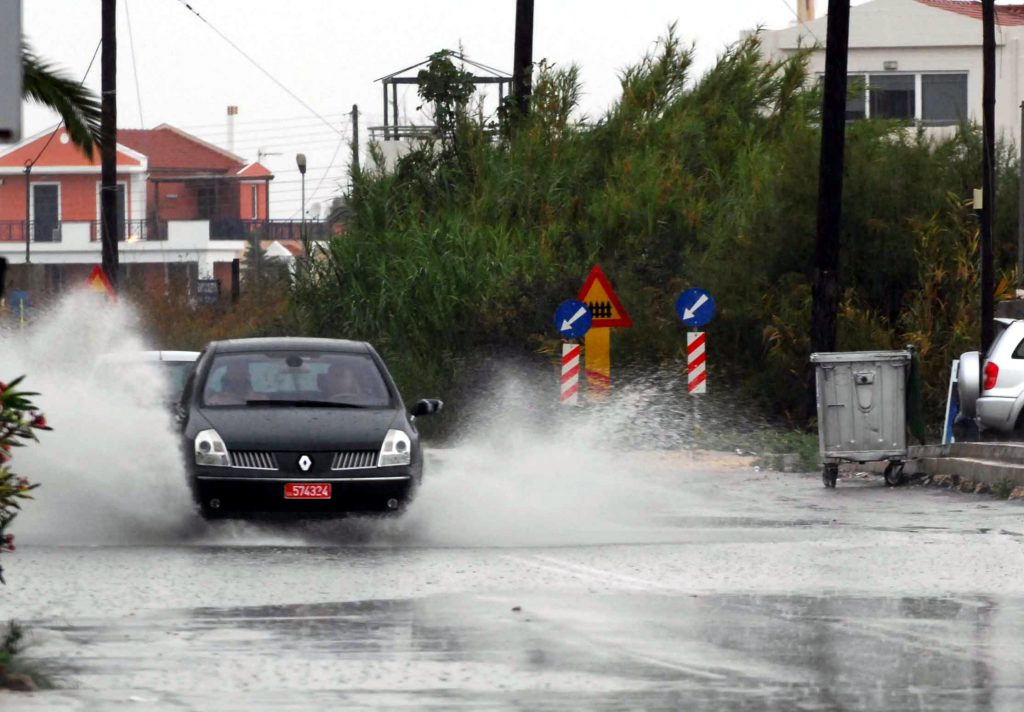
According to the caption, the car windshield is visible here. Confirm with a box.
[201,351,392,408]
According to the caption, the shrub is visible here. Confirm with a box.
[0,377,48,585]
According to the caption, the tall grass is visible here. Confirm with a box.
[293,29,1020,427]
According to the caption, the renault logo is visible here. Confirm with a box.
[298,455,312,472]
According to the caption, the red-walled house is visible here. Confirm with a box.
[0,123,275,293]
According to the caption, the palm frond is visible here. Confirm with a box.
[21,43,101,159]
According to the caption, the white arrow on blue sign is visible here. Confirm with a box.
[676,288,715,327]
[555,299,593,339]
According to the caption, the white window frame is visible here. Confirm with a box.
[250,184,259,220]
[29,181,62,241]
[838,70,968,124]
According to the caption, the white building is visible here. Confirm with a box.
[757,0,1024,141]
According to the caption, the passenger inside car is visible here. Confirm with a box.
[205,362,256,406]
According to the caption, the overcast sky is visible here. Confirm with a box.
[20,1,846,218]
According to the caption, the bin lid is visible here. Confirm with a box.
[810,350,911,364]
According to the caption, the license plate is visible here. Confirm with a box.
[284,483,332,499]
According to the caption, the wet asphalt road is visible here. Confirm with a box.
[3,453,1024,711]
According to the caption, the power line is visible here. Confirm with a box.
[777,0,821,44]
[124,0,144,128]
[172,0,344,137]
[174,112,351,132]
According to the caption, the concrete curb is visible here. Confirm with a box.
[847,443,1024,494]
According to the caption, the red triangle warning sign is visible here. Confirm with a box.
[577,265,632,328]
[86,265,117,300]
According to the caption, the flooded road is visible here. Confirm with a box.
[3,455,1024,711]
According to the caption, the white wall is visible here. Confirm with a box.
[0,219,245,272]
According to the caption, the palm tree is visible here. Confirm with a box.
[21,43,101,158]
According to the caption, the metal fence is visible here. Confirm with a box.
[0,221,62,243]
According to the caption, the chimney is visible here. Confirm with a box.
[226,105,238,152]
[798,0,815,23]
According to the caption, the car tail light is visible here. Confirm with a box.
[983,362,999,390]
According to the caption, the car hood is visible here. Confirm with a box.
[196,406,400,451]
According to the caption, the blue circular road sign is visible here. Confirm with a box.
[676,288,716,327]
[555,299,593,339]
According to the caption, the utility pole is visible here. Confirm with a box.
[1018,100,1023,287]
[512,0,535,117]
[810,0,850,356]
[351,104,360,178]
[23,161,30,264]
[981,0,995,355]
[100,0,119,291]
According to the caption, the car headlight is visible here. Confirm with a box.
[378,429,411,467]
[195,429,230,467]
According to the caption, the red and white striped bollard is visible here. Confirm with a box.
[561,343,581,405]
[687,332,707,394]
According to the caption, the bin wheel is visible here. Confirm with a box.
[884,462,905,487]
[822,464,838,488]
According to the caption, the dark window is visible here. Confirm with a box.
[922,73,967,126]
[197,185,215,219]
[1011,337,1024,359]
[846,75,867,120]
[869,74,915,120]
[31,184,59,242]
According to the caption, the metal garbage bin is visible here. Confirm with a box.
[810,350,912,488]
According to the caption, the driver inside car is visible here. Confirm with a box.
[320,363,362,401]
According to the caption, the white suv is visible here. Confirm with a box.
[959,319,1024,436]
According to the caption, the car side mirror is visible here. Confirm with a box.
[410,399,443,418]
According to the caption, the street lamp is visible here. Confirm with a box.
[296,153,307,255]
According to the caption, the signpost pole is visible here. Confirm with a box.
[561,342,581,406]
[687,332,707,394]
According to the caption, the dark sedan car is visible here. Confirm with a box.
[176,337,442,519]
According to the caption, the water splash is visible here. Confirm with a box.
[2,292,197,544]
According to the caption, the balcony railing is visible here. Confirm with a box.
[89,219,167,242]
[0,218,333,245]
[0,221,62,243]
[210,219,329,241]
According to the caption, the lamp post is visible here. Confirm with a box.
[296,153,307,256]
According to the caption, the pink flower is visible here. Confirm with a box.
[31,414,47,429]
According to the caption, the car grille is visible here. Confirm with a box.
[331,450,377,470]
[229,450,279,470]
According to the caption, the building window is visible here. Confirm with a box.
[251,185,259,220]
[836,72,968,126]
[922,74,968,126]
[869,74,915,120]
[197,185,215,219]
[846,75,867,120]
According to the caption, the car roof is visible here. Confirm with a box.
[98,350,200,363]
[209,337,372,355]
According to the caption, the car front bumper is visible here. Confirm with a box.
[191,470,416,518]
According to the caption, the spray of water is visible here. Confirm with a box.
[4,293,723,549]
[2,292,197,544]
